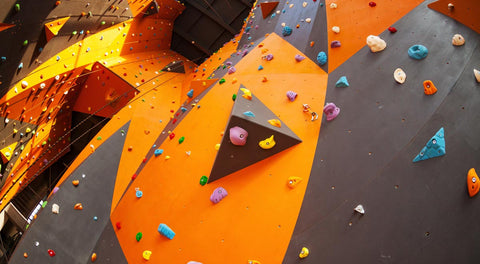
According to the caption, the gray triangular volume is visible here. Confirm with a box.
[208,85,302,183]
[161,60,185,73]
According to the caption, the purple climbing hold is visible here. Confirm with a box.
[229,126,248,146]
[210,187,228,204]
[294,54,305,62]
[52,187,59,194]
[228,67,236,74]
[265,54,274,61]
[331,40,341,48]
[323,102,340,121]
[286,91,297,102]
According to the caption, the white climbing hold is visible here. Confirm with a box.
[332,26,340,33]
[366,35,386,52]
[55,75,60,81]
[394,68,406,84]
[39,83,46,89]
[21,81,28,88]
[52,203,59,214]
[452,34,465,46]
[474,69,480,83]
[305,18,311,23]
[330,2,338,8]
[354,204,365,214]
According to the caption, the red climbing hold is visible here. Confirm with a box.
[388,27,397,33]
[142,158,147,163]
[172,118,177,124]
[169,133,175,140]
[116,222,122,230]
[47,249,55,257]
[131,173,137,180]
[369,1,376,7]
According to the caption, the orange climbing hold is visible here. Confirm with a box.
[74,203,83,210]
[423,80,437,95]
[72,180,79,186]
[91,253,97,262]
[260,2,279,19]
[467,168,480,197]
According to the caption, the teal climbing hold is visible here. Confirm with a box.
[282,26,292,36]
[136,232,143,242]
[181,107,187,112]
[258,65,263,71]
[317,51,327,66]
[335,76,349,88]
[158,223,175,239]
[187,89,194,98]
[413,127,446,162]
[154,149,164,156]
[18,62,23,69]
[243,111,255,117]
[408,44,428,60]
[178,136,185,144]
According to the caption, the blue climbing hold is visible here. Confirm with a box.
[56,56,60,61]
[187,89,194,98]
[408,44,428,60]
[317,51,327,66]
[181,107,187,112]
[154,149,164,157]
[158,223,175,239]
[335,76,349,88]
[282,26,292,36]
[0,57,6,62]
[18,62,23,69]
[135,189,143,198]
[258,65,263,71]
[245,26,251,33]
[413,127,446,162]
[243,111,255,117]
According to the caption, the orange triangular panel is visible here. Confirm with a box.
[0,141,18,163]
[260,2,279,19]
[44,17,70,41]
[0,23,15,32]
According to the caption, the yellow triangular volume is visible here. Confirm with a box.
[44,17,70,41]
[0,141,18,163]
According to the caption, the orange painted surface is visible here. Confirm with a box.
[112,33,327,263]
[44,16,70,41]
[181,78,219,104]
[326,0,423,72]
[129,0,154,17]
[0,23,15,32]
[428,0,480,34]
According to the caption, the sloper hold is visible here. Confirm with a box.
[260,1,279,19]
[413,127,446,162]
[161,60,185,73]
[208,84,302,183]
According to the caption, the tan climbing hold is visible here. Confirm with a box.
[474,69,480,83]
[393,68,406,84]
[452,34,465,46]
[366,35,386,52]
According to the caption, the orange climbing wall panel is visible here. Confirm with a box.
[72,62,138,118]
[326,0,423,72]
[428,0,480,34]
[0,23,15,32]
[112,33,327,263]
[44,16,70,41]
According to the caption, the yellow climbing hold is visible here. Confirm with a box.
[267,119,281,128]
[25,128,31,133]
[0,142,17,163]
[215,143,221,150]
[248,260,261,264]
[259,135,276,149]
[299,247,309,258]
[240,88,252,100]
[142,250,152,260]
[287,177,303,188]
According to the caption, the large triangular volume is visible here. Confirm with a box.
[413,127,446,162]
[143,0,160,17]
[208,85,302,183]
[0,23,15,33]
[161,60,185,73]
[260,2,279,19]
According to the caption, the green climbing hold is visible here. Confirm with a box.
[41,201,48,208]
[72,31,77,35]
[200,176,208,186]
[42,141,47,146]
[178,136,185,144]
[232,94,237,101]
[96,136,102,140]
[15,3,20,12]
[23,40,28,46]
[101,21,106,25]
[136,232,143,242]
[219,78,226,84]
[120,130,125,135]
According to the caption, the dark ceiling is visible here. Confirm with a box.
[172,0,255,64]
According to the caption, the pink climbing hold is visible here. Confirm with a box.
[228,67,236,74]
[229,126,248,146]
[210,187,228,204]
[323,103,340,121]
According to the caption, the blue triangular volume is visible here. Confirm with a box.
[413,127,446,162]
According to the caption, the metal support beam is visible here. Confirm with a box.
[184,0,237,34]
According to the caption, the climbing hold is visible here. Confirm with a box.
[299,247,309,258]
[72,180,79,186]
[228,67,236,74]
[200,176,208,186]
[55,1,61,6]
[215,144,221,150]
[413,127,446,162]
[232,93,237,101]
[408,44,428,60]
[229,126,248,146]
[354,204,365,214]
[142,250,152,260]
[136,232,143,242]
[268,119,281,128]
[178,136,185,144]
[169,133,175,140]
[247,261,260,264]
[74,203,83,210]
[286,91,297,101]
[294,54,305,62]
[15,3,20,12]
[259,135,276,150]
[303,104,319,121]
[154,149,163,156]
[366,35,386,52]
[116,221,122,230]
[21,81,28,88]
[330,40,341,48]
[369,1,376,7]
[335,76,349,87]
[332,26,340,33]
[219,78,226,84]
[243,111,255,117]
[388,26,397,33]
[18,62,23,69]
[135,188,143,198]
[474,69,480,83]
[258,65,263,70]
[452,34,465,46]
[423,80,437,95]
[467,168,480,197]
[158,223,175,239]
[306,18,311,23]
[240,88,252,100]
[323,103,340,121]
[394,68,406,84]
[264,54,274,61]
[448,3,454,9]
[210,187,228,204]
[23,253,27,258]
[47,249,56,257]
[330,2,337,8]
[187,89,194,98]
[282,26,292,36]
[317,51,327,66]
[287,177,303,188]
[91,253,97,262]
[52,203,59,214]
[22,40,28,46]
